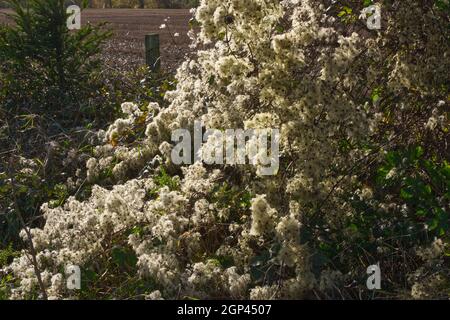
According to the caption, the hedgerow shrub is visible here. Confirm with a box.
[0,0,176,251]
[2,0,449,300]
[0,67,176,248]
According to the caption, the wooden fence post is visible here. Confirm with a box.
[145,34,161,72]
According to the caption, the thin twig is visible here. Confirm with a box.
[8,163,48,300]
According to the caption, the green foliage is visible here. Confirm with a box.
[147,166,180,199]
[0,163,44,247]
[210,182,252,225]
[111,246,138,270]
[48,183,69,209]
[0,243,18,267]
[0,273,14,300]
[0,0,111,110]
[212,183,252,212]
[154,167,179,191]
[0,244,18,300]
[435,0,450,13]
[377,147,450,237]
[337,6,357,24]
[316,145,450,296]
[76,243,155,300]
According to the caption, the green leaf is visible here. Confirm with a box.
[337,6,353,18]
[416,209,427,217]
[111,246,138,269]
[371,88,382,103]
[207,259,221,267]
[428,218,439,231]
[400,188,413,200]
[275,25,285,33]
[413,146,424,159]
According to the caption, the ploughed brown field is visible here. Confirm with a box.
[0,9,193,72]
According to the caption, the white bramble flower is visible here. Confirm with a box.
[146,290,164,300]
[249,195,278,237]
